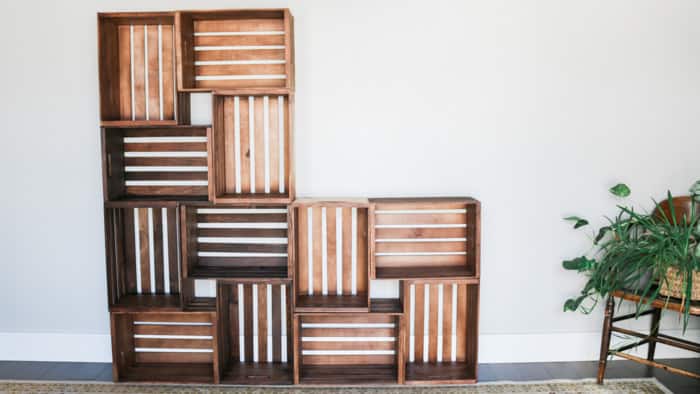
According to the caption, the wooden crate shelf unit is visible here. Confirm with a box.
[98,13,189,126]
[210,91,294,204]
[110,311,217,383]
[104,202,181,311]
[176,9,294,91]
[370,197,480,279]
[291,200,370,312]
[293,313,403,385]
[403,280,479,384]
[101,126,211,201]
[181,204,290,279]
[216,280,293,384]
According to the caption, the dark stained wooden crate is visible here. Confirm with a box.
[104,202,181,311]
[290,199,370,312]
[181,278,217,311]
[110,311,217,383]
[101,126,211,201]
[369,197,480,279]
[403,279,479,384]
[293,313,404,385]
[176,9,294,91]
[181,204,290,279]
[98,13,190,126]
[216,280,293,384]
[210,91,294,204]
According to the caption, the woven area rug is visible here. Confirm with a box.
[0,378,672,393]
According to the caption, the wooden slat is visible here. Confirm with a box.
[197,256,287,267]
[195,64,285,76]
[456,283,467,362]
[342,208,352,293]
[297,208,308,294]
[135,352,212,364]
[375,241,466,253]
[197,243,287,253]
[375,213,466,226]
[133,325,212,336]
[134,338,212,349]
[194,35,285,46]
[239,97,251,193]
[326,207,337,295]
[244,284,254,362]
[131,312,212,323]
[147,25,160,120]
[195,49,285,62]
[121,128,208,137]
[442,283,453,362]
[123,208,137,293]
[138,208,151,293]
[118,26,132,120]
[374,201,469,210]
[356,209,368,294]
[196,213,286,223]
[428,284,439,362]
[229,286,239,360]
[375,254,466,267]
[258,283,268,362]
[271,284,281,362]
[152,208,164,293]
[302,341,395,351]
[223,97,236,193]
[375,227,467,239]
[253,96,265,193]
[125,172,208,181]
[197,78,285,89]
[302,315,394,324]
[301,328,395,338]
[166,208,179,293]
[194,19,284,33]
[414,283,425,363]
[124,157,208,166]
[125,186,208,196]
[312,207,322,295]
[161,25,175,120]
[123,142,207,152]
[132,25,146,120]
[197,227,287,238]
[268,96,280,193]
[302,354,394,366]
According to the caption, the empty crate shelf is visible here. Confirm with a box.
[217,280,293,384]
[295,314,402,385]
[177,9,294,91]
[110,311,216,383]
[291,199,370,312]
[181,205,289,279]
[98,13,189,125]
[210,91,294,204]
[370,197,480,279]
[101,126,211,201]
[403,280,479,384]
[104,203,181,311]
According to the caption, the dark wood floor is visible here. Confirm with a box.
[0,359,697,393]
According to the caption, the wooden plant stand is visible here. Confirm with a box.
[98,7,481,385]
[597,290,700,383]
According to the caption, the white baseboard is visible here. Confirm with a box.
[0,330,697,363]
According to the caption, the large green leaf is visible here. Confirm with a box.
[564,296,585,312]
[564,216,589,229]
[562,256,596,271]
[594,226,611,244]
[610,183,631,197]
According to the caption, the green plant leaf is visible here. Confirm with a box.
[610,183,631,197]
[564,216,589,229]
[564,296,584,312]
[594,226,611,244]
[563,256,596,271]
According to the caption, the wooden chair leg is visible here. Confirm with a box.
[597,297,615,384]
[647,308,662,361]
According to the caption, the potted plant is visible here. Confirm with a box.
[562,181,700,329]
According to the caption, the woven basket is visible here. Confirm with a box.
[659,267,700,301]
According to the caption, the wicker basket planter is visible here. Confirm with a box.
[659,267,700,301]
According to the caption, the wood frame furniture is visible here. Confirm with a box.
[99,8,480,386]
[597,290,700,383]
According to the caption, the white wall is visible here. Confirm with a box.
[1,0,699,363]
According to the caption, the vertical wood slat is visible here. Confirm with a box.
[356,209,368,296]
[166,207,179,293]
[229,286,239,361]
[152,208,164,293]
[269,97,280,193]
[117,26,132,120]
[342,208,352,293]
[239,98,251,193]
[138,208,151,293]
[131,26,146,120]
[414,284,425,363]
[254,97,265,193]
[442,283,453,362]
[428,285,439,362]
[161,25,175,120]
[257,284,267,362]
[244,284,254,362]
[312,207,323,295]
[123,208,137,293]
[271,284,281,362]
[456,283,467,362]
[326,208,337,295]
[223,97,235,193]
[146,26,160,120]
[297,208,309,295]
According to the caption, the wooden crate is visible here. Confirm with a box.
[98,13,189,126]
[216,280,293,384]
[210,91,294,204]
[290,199,370,312]
[176,9,294,91]
[101,126,211,201]
[104,202,181,311]
[181,204,290,279]
[403,280,479,384]
[293,313,404,385]
[181,278,217,311]
[110,311,217,383]
[369,197,480,279]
